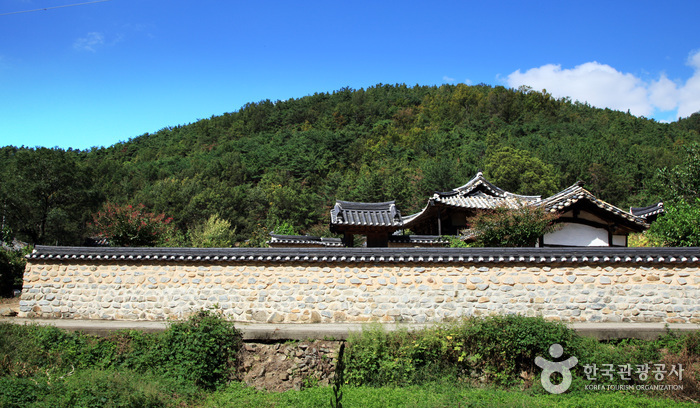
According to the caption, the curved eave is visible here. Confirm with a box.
[541,186,648,231]
[450,172,541,201]
[631,202,665,219]
[401,200,436,230]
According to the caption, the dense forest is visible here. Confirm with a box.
[2,83,700,247]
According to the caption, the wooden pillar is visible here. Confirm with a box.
[343,233,354,247]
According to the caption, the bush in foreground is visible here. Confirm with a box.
[0,310,241,390]
[2,313,699,406]
[344,314,700,400]
[344,315,578,387]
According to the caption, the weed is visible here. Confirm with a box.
[330,342,345,408]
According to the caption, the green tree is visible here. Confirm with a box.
[89,203,176,247]
[0,246,31,297]
[2,84,698,246]
[189,214,237,248]
[467,204,559,247]
[655,143,700,203]
[644,143,700,247]
[484,146,559,197]
[419,158,460,193]
[0,148,98,245]
[272,220,298,235]
[647,199,700,247]
[257,171,321,230]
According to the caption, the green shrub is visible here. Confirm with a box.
[467,205,560,247]
[0,369,198,408]
[40,369,169,408]
[1,323,101,377]
[682,330,700,356]
[0,376,50,408]
[156,310,242,389]
[0,246,29,297]
[344,315,579,387]
[447,315,577,385]
[647,199,700,246]
[343,316,700,393]
[344,325,417,386]
[1,310,242,390]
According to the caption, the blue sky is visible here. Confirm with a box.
[1,0,699,150]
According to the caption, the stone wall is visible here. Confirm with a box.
[19,246,700,324]
[239,340,341,391]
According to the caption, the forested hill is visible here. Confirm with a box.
[2,83,700,246]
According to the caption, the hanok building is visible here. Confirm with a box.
[327,200,446,248]
[534,181,649,247]
[270,172,650,248]
[630,202,665,223]
[400,172,542,237]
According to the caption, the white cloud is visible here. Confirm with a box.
[73,32,105,52]
[505,50,700,120]
[443,75,455,83]
[677,50,700,118]
[649,74,678,111]
[506,62,652,116]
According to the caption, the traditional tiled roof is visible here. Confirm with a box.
[450,172,541,202]
[388,235,448,245]
[433,191,528,210]
[631,202,664,220]
[402,172,539,227]
[267,234,343,247]
[540,182,648,229]
[27,245,700,265]
[400,209,425,226]
[330,200,402,228]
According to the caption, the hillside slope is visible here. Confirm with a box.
[2,83,698,246]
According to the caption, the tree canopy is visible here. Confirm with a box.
[647,143,700,247]
[1,83,698,247]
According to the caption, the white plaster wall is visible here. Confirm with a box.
[612,235,627,247]
[544,223,608,246]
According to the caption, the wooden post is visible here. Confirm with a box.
[343,233,354,247]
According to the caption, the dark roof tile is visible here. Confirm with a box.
[631,202,664,219]
[27,245,700,265]
[267,234,343,247]
[540,183,647,228]
[331,200,402,228]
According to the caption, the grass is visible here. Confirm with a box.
[1,313,698,407]
[202,380,695,408]
[1,374,694,408]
